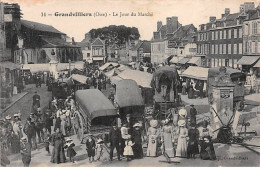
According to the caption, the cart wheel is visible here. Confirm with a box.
[75,112,84,143]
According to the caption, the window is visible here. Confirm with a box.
[205,44,208,54]
[234,29,237,38]
[225,59,229,67]
[244,24,248,35]
[252,22,258,34]
[223,44,226,54]
[202,45,204,54]
[228,44,232,54]
[212,32,214,40]
[223,30,226,39]
[239,43,243,54]
[215,44,218,54]
[239,28,242,38]
[211,44,214,54]
[233,44,237,54]
[215,31,218,40]
[220,30,222,39]
[219,44,223,54]
[252,42,256,53]
[228,30,232,39]
[258,42,260,53]
[255,41,258,53]
[206,33,208,40]
[197,34,200,41]
[248,41,252,53]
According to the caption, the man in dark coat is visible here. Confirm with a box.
[33,91,40,107]
[42,109,53,134]
[20,137,31,167]
[50,128,66,164]
[109,124,121,161]
[23,118,37,150]
[190,104,197,125]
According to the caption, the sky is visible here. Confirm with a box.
[3,0,260,42]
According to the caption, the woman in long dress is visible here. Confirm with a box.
[161,119,175,158]
[146,120,159,157]
[132,123,143,159]
[60,114,66,136]
[176,120,188,158]
[198,120,216,160]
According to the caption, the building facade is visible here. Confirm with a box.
[196,3,256,68]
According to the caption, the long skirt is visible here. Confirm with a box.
[60,121,66,136]
[200,141,216,160]
[176,137,187,158]
[51,140,66,163]
[146,135,157,157]
[132,143,143,159]
[163,133,175,157]
[187,142,199,158]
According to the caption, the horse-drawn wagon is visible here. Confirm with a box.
[150,65,181,119]
[73,89,118,143]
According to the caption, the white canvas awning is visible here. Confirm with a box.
[92,57,104,61]
[117,69,153,88]
[99,62,119,71]
[188,57,201,66]
[105,69,115,77]
[253,59,260,67]
[110,76,123,84]
[70,74,88,84]
[170,57,184,63]
[181,66,209,80]
[237,56,260,65]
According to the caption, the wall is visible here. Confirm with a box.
[151,41,166,64]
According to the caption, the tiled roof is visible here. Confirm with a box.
[41,36,80,48]
[139,41,151,53]
[225,12,240,21]
[21,20,65,35]
[92,38,105,46]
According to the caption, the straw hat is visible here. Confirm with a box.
[20,137,27,141]
[133,122,142,127]
[178,108,187,117]
[97,138,104,144]
[164,118,170,125]
[13,114,19,117]
[37,108,41,111]
[66,138,73,142]
[5,115,11,120]
[150,119,158,128]
[178,120,186,127]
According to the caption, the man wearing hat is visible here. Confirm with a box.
[23,118,37,150]
[42,109,53,134]
[190,104,197,126]
[109,123,121,161]
[13,114,23,139]
[4,115,13,151]
[20,137,31,167]
[32,91,40,107]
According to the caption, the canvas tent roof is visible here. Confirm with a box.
[75,89,117,120]
[115,79,144,108]
[181,66,209,80]
[99,62,119,71]
[237,56,260,65]
[178,57,191,64]
[170,57,184,63]
[117,69,153,88]
[70,74,88,84]
[110,76,123,84]
[22,64,49,73]
[253,59,260,67]
[188,57,201,65]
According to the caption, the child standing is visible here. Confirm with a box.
[86,135,96,163]
[64,138,77,163]
[123,137,134,161]
[95,138,105,161]
[43,128,51,155]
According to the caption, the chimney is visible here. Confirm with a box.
[166,16,179,34]
[153,32,160,40]
[209,16,216,22]
[225,8,230,15]
[243,2,255,12]
[240,4,245,13]
[157,21,162,31]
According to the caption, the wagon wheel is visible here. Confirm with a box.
[74,111,84,143]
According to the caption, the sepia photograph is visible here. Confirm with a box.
[0,0,259,167]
